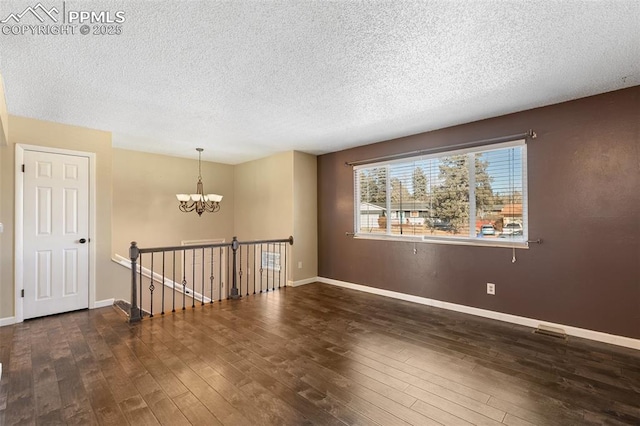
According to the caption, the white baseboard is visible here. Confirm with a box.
[288,277,318,287]
[94,298,115,309]
[316,277,640,351]
[0,316,16,327]
[1,298,114,326]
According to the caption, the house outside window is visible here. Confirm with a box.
[354,140,528,247]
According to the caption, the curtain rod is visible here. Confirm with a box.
[345,129,536,167]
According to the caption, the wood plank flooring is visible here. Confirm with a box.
[1,283,638,425]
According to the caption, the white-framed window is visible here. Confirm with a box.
[261,251,281,271]
[354,140,528,248]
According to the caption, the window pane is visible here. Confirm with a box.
[387,161,437,236]
[430,155,470,237]
[357,167,386,234]
[475,147,524,240]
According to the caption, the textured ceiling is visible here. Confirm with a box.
[1,1,639,164]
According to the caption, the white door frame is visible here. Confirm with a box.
[15,144,97,323]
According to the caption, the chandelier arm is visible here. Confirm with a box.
[177,148,221,215]
[203,203,218,212]
[179,201,199,213]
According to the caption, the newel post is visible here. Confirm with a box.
[129,241,142,322]
[230,236,241,299]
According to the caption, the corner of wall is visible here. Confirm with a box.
[232,151,295,241]
[292,151,318,281]
[0,73,8,147]
[233,151,318,284]
[0,120,7,148]
[0,114,12,319]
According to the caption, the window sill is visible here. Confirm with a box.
[353,233,529,249]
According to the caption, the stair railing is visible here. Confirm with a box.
[128,236,293,322]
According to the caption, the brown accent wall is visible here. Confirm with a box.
[318,86,640,339]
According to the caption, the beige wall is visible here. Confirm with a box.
[233,151,294,241]
[112,149,235,256]
[0,73,7,146]
[0,124,10,316]
[0,115,117,318]
[233,150,318,284]
[0,76,7,317]
[293,151,318,281]
[233,151,295,282]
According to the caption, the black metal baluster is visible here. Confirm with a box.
[246,246,250,296]
[271,242,275,291]
[161,252,165,315]
[139,254,143,317]
[182,250,186,310]
[265,243,269,293]
[172,250,176,313]
[149,254,155,317]
[278,243,282,289]
[272,243,276,292]
[259,244,264,293]
[191,249,196,308]
[244,245,248,295]
[253,245,256,294]
[239,243,243,297]
[284,241,287,289]
[201,248,205,306]
[271,243,280,291]
[209,248,214,304]
[226,245,230,299]
[219,247,223,302]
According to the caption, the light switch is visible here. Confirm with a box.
[0,222,3,233]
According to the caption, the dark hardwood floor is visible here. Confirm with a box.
[1,283,638,425]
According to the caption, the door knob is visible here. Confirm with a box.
[79,238,87,244]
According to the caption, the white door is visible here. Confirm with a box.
[23,150,90,319]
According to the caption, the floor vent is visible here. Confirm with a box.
[533,324,567,340]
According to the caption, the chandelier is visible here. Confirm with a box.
[176,148,223,216]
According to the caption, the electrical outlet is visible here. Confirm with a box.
[487,283,496,295]
[298,261,303,269]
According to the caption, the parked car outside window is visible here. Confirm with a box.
[501,222,523,237]
[480,224,495,236]
[430,219,453,231]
